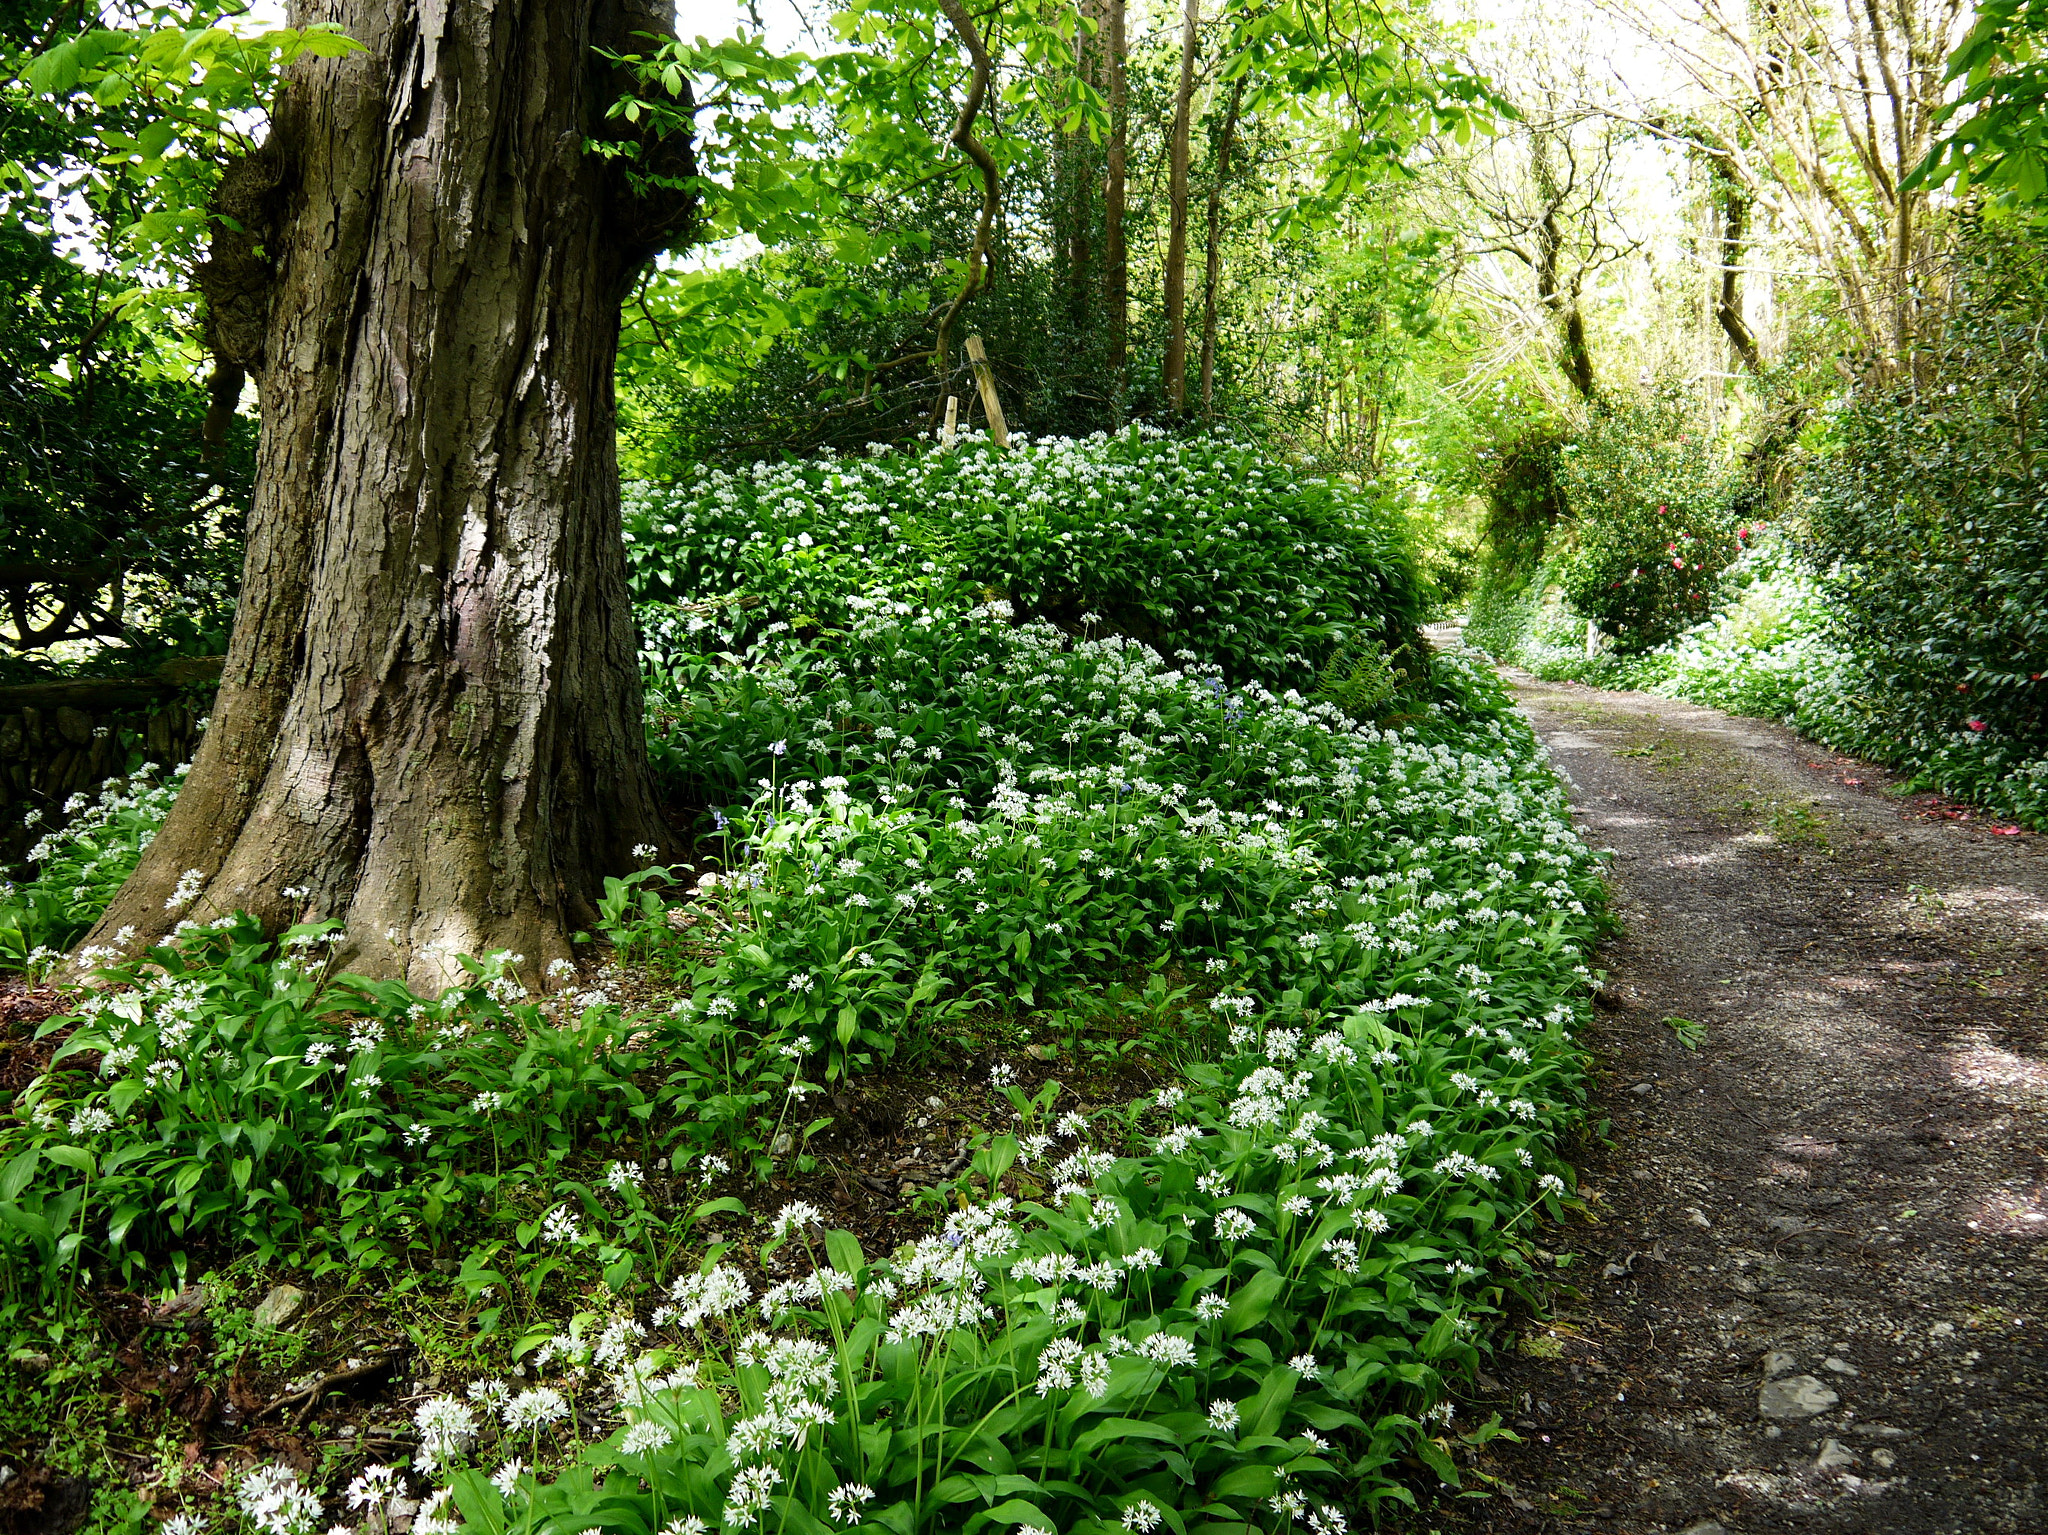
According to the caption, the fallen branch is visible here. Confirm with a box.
[259,1349,408,1430]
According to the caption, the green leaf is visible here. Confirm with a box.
[973,1133,1017,1187]
[1074,1417,1181,1453]
[1418,1313,1459,1359]
[1413,1434,1460,1485]
[933,1474,1042,1505]
[0,1204,57,1245]
[0,1149,38,1202]
[26,39,84,97]
[1241,1368,1298,1439]
[965,1499,1057,1535]
[1209,1463,1280,1500]
[825,1228,864,1276]
[1223,1267,1285,1334]
[42,1145,94,1175]
[296,25,366,60]
[106,1201,147,1246]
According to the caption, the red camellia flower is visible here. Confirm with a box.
[1967,719,1987,732]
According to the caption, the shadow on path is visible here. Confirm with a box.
[1429,673,2048,1535]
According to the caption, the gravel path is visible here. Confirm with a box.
[1432,670,2048,1535]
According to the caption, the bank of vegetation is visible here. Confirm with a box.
[1,0,2045,1529]
[5,438,1604,1532]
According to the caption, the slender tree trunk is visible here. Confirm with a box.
[931,0,1000,380]
[1559,295,1597,402]
[1104,0,1128,383]
[1198,74,1244,420]
[1713,174,1763,372]
[1532,139,1597,404]
[1162,0,1199,412]
[83,0,696,989]
[1065,0,1099,336]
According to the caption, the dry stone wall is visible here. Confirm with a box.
[0,659,218,865]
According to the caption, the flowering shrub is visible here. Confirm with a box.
[623,427,1426,697]
[0,762,186,972]
[1788,653,2048,828]
[1796,228,2048,817]
[1502,531,1819,702]
[1470,232,2048,826]
[1550,402,1744,650]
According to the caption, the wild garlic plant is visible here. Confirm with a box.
[444,632,1607,1531]
[1,760,188,972]
[10,444,1614,1529]
[615,606,1599,1092]
[344,977,1582,1535]
[625,426,1423,702]
[0,923,674,1308]
[642,587,1443,825]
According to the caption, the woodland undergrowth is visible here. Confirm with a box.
[0,430,1607,1535]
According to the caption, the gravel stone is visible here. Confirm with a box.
[1758,1374,1840,1419]
[251,1283,306,1331]
[1816,1437,1859,1471]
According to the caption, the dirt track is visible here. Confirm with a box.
[1432,673,2048,1535]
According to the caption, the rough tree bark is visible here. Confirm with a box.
[1161,0,1198,411]
[1103,0,1128,381]
[82,0,697,988]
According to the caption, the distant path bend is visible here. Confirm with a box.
[1438,670,2048,1535]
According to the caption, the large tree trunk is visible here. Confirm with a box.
[1103,0,1129,383]
[1161,0,1198,412]
[82,0,696,990]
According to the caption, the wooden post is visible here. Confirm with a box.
[942,394,959,449]
[963,335,1010,447]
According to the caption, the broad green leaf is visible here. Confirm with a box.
[0,1149,38,1202]
[42,1145,95,1175]
[1224,1268,1285,1334]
